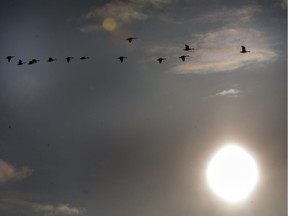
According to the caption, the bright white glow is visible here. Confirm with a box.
[206,144,259,203]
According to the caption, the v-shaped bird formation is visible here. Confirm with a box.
[3,36,251,66]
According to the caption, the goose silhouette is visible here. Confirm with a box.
[126,37,137,43]
[48,57,57,62]
[157,58,167,64]
[80,57,89,60]
[118,56,127,63]
[6,56,15,62]
[17,60,26,65]
[28,59,40,65]
[240,45,250,53]
[179,55,189,62]
[184,44,194,51]
[65,57,74,63]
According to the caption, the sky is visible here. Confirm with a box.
[0,0,286,216]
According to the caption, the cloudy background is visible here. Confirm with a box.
[0,0,286,215]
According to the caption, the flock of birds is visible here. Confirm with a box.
[4,37,251,66]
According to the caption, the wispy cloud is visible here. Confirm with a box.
[32,203,83,216]
[196,5,262,23]
[215,88,241,97]
[172,28,277,74]
[0,160,33,184]
[0,199,84,216]
[80,0,172,32]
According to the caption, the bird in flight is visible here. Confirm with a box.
[65,57,74,63]
[6,56,15,62]
[80,57,89,60]
[179,55,189,62]
[48,57,57,62]
[240,45,251,53]
[28,59,40,65]
[184,44,194,51]
[157,57,167,64]
[126,37,137,43]
[118,56,128,63]
[17,60,26,65]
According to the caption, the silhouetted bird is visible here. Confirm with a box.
[17,60,26,65]
[126,37,137,43]
[6,56,15,62]
[65,57,74,63]
[179,55,189,62]
[80,57,89,60]
[240,45,250,53]
[48,57,57,62]
[157,57,167,64]
[28,59,40,64]
[184,44,194,51]
[118,56,127,63]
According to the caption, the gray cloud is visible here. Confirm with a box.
[0,160,33,184]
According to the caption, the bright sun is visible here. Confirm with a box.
[206,144,259,203]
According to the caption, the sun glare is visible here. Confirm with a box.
[102,17,117,31]
[206,144,259,203]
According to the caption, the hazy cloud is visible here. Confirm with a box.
[0,160,33,184]
[131,0,172,6]
[80,0,172,32]
[280,0,287,8]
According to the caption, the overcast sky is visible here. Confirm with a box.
[0,0,286,216]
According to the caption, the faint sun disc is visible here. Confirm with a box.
[102,17,117,31]
[206,144,259,203]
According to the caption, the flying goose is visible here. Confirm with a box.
[80,57,89,60]
[65,57,74,63]
[240,45,250,53]
[118,56,127,63]
[48,57,57,62]
[17,60,26,65]
[6,56,15,62]
[184,44,194,51]
[126,37,137,43]
[179,55,189,62]
[157,57,167,64]
[28,59,40,65]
